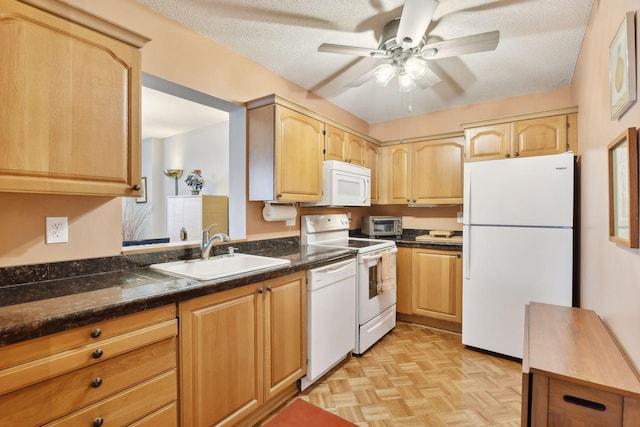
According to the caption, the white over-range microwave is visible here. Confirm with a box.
[302,160,371,207]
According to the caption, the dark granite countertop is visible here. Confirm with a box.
[349,229,463,250]
[0,239,355,347]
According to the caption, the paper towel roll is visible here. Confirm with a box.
[262,202,297,223]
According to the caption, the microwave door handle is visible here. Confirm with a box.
[362,176,369,203]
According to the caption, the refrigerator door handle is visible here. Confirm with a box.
[463,169,471,225]
[463,227,470,279]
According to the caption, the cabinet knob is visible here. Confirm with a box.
[513,152,520,157]
[92,349,104,359]
[413,199,416,203]
[406,198,410,202]
[258,288,264,294]
[93,417,104,427]
[91,377,103,388]
[277,193,282,199]
[504,153,511,158]
[267,285,272,291]
[90,328,102,339]
[457,253,461,258]
[132,184,141,191]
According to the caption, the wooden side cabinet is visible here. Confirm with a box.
[396,246,462,333]
[179,271,306,427]
[523,303,640,427]
[364,141,379,204]
[249,103,324,202]
[0,0,149,196]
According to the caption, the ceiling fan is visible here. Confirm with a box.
[318,0,500,92]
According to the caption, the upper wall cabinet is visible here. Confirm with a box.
[463,110,578,162]
[364,141,379,204]
[0,0,149,196]
[248,102,324,202]
[323,125,366,166]
[380,136,464,205]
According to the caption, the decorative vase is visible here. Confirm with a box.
[191,190,200,195]
[185,169,204,195]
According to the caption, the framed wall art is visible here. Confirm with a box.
[609,11,636,120]
[608,128,638,248]
[136,177,148,203]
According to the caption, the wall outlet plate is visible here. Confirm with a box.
[457,211,464,224]
[46,217,68,244]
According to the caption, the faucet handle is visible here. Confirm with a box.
[227,246,239,256]
[203,223,218,234]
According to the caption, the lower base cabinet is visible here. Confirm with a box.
[179,271,307,426]
[0,306,178,427]
[396,247,462,332]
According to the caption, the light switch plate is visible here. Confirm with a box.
[46,217,68,244]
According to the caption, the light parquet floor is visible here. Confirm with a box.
[289,321,522,426]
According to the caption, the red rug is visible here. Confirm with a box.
[264,399,357,427]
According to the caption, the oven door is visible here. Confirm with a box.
[358,248,397,325]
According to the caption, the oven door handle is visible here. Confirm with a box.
[360,247,398,263]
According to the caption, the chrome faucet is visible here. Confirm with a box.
[201,224,230,259]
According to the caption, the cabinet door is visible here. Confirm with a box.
[0,1,144,196]
[412,249,462,323]
[396,247,413,315]
[179,285,263,427]
[347,134,366,166]
[364,142,379,204]
[513,116,567,158]
[387,145,411,204]
[464,124,511,162]
[411,139,464,204]
[263,272,306,401]
[324,125,347,161]
[276,106,324,202]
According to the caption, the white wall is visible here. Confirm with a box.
[572,0,640,369]
[163,122,229,197]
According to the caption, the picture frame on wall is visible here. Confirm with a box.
[136,177,148,203]
[609,11,636,120]
[608,128,638,248]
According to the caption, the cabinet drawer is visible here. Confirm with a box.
[43,369,177,427]
[0,337,176,426]
[129,402,178,427]
[0,305,176,370]
[548,378,622,426]
[0,317,177,396]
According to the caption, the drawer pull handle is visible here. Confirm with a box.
[563,395,606,411]
[90,328,102,338]
[91,377,103,388]
[92,349,104,359]
[93,417,104,427]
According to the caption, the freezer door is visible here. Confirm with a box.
[463,153,574,227]
[462,225,573,359]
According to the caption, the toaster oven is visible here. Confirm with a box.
[361,216,402,238]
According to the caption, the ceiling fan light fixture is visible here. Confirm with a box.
[398,71,416,92]
[404,56,428,80]
[374,63,396,87]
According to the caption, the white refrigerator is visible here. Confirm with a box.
[462,152,575,359]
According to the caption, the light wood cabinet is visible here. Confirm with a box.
[0,306,178,426]
[396,247,462,332]
[464,113,574,162]
[523,303,640,427]
[0,0,149,196]
[249,104,324,202]
[381,137,464,204]
[412,249,462,324]
[364,141,379,204]
[347,134,366,166]
[179,271,306,427]
[323,125,366,166]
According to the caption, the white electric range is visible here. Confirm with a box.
[302,214,397,354]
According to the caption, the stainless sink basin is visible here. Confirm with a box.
[150,253,291,281]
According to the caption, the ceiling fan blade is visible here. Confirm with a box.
[345,64,385,87]
[318,43,387,58]
[396,0,439,49]
[422,30,500,60]
[416,64,441,88]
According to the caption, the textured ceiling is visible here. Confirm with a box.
[136,0,594,124]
